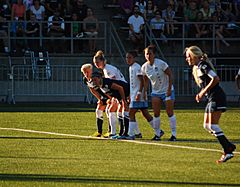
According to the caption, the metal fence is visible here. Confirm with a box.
[0,20,107,54]
[2,64,238,103]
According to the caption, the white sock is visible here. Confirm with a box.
[109,112,117,135]
[211,124,224,137]
[128,121,137,136]
[152,117,161,137]
[169,115,176,137]
[135,122,140,134]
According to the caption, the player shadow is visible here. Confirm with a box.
[0,173,239,186]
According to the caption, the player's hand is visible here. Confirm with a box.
[135,93,141,101]
[166,89,171,97]
[97,100,103,105]
[195,92,203,103]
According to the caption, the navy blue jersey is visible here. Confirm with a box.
[100,78,130,101]
[83,76,109,101]
[197,61,226,101]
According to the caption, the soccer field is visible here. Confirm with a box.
[0,107,239,187]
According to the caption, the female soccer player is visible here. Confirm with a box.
[141,45,177,141]
[91,72,130,137]
[81,63,115,137]
[185,45,236,163]
[93,50,129,137]
[126,50,157,140]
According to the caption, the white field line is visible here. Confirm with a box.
[0,127,239,154]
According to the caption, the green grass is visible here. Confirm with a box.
[0,107,239,187]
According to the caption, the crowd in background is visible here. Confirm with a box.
[0,0,240,54]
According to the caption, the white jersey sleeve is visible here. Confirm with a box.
[103,64,126,82]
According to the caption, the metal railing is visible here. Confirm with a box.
[0,20,107,54]
[4,64,239,103]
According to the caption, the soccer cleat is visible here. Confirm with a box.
[151,135,161,141]
[125,135,135,140]
[135,133,142,138]
[159,130,165,138]
[109,134,118,139]
[91,132,102,137]
[103,132,110,138]
[116,135,128,139]
[151,130,165,141]
[169,135,177,141]
[216,153,234,163]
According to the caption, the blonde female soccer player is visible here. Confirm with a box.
[81,63,115,137]
[141,45,177,141]
[185,45,236,163]
[93,50,129,137]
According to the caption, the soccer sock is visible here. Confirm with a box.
[109,112,117,135]
[151,117,161,137]
[123,111,129,136]
[128,121,137,136]
[169,115,176,137]
[211,124,233,153]
[135,122,141,135]
[117,113,124,136]
[96,110,103,134]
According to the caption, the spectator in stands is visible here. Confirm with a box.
[25,13,40,51]
[127,5,145,52]
[233,0,240,20]
[30,0,45,21]
[11,17,27,53]
[72,0,88,21]
[83,7,99,53]
[162,2,176,52]
[135,0,146,16]
[154,0,169,11]
[193,11,210,37]
[199,0,214,21]
[47,8,65,52]
[175,0,186,18]
[211,6,230,54]
[150,10,167,44]
[0,0,11,53]
[45,0,62,17]
[119,0,134,15]
[145,0,156,21]
[11,0,27,52]
[162,2,176,37]
[71,12,81,52]
[23,0,33,19]
[11,0,26,20]
[184,0,199,37]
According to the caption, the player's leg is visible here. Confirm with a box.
[108,98,118,137]
[151,96,163,140]
[204,102,236,163]
[92,103,106,137]
[128,108,138,139]
[117,103,124,136]
[165,99,177,141]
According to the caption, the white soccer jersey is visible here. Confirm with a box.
[141,58,173,94]
[238,68,240,75]
[103,64,127,82]
[129,62,144,101]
